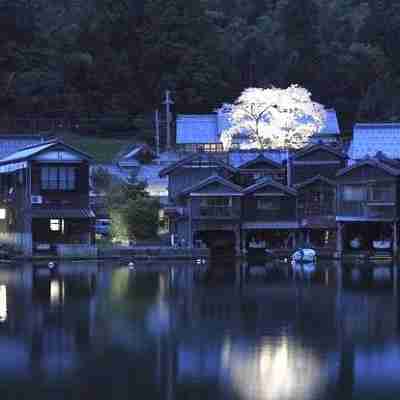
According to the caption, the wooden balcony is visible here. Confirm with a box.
[197,206,240,219]
[337,201,396,220]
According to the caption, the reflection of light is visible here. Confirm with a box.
[0,209,6,219]
[0,285,7,322]
[50,279,61,305]
[225,338,325,400]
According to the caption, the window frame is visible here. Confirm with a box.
[41,166,77,191]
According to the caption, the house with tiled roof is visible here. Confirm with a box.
[175,108,341,152]
[0,140,95,255]
[348,123,400,160]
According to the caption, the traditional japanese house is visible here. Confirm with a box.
[242,178,298,252]
[0,140,95,255]
[290,143,346,251]
[336,158,400,256]
[295,175,337,250]
[159,152,237,250]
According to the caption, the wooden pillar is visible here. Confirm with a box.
[393,221,398,259]
[241,230,247,255]
[234,226,241,256]
[188,198,193,249]
[337,222,343,257]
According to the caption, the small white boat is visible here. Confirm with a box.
[291,248,316,263]
[372,240,391,250]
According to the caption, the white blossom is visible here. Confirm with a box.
[219,85,326,150]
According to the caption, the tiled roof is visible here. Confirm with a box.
[229,150,288,168]
[243,177,297,195]
[336,158,400,177]
[176,108,340,145]
[0,135,45,159]
[0,140,92,164]
[348,123,400,159]
[180,175,242,196]
[176,114,220,144]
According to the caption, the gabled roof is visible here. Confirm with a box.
[237,153,282,169]
[294,174,336,189]
[336,159,400,177]
[229,150,287,167]
[159,152,236,177]
[348,123,400,160]
[0,135,46,159]
[243,177,297,196]
[292,143,346,161]
[180,175,242,196]
[0,140,92,165]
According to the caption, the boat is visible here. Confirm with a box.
[372,240,391,250]
[291,248,316,263]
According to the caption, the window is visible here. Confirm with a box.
[257,199,279,210]
[41,167,76,190]
[343,185,365,201]
[50,219,65,233]
[0,209,5,220]
[369,184,394,202]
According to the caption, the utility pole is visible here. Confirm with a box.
[155,109,160,158]
[163,90,174,150]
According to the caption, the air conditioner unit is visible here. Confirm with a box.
[31,195,43,204]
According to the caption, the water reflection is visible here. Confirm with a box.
[0,261,398,399]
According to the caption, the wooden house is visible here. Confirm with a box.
[242,178,298,251]
[336,158,400,255]
[159,152,237,248]
[290,143,346,251]
[0,140,94,255]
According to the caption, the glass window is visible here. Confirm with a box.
[343,185,365,201]
[369,184,394,201]
[41,167,76,190]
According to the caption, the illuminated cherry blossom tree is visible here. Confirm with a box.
[220,85,326,150]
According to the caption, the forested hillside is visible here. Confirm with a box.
[3,0,400,131]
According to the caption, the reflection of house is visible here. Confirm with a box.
[0,140,95,255]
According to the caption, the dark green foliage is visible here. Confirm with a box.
[107,179,160,242]
[7,0,400,129]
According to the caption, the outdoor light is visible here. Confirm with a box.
[0,209,6,220]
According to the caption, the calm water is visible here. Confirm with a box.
[0,260,399,400]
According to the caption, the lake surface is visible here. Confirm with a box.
[0,260,399,400]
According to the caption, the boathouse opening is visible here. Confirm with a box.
[343,222,393,252]
[194,230,236,269]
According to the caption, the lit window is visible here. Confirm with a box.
[50,219,64,233]
[0,285,7,322]
[0,209,6,219]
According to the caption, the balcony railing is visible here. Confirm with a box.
[198,206,239,218]
[338,201,396,219]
